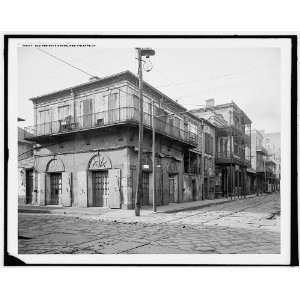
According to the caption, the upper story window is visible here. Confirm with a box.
[38,109,51,124]
[108,92,120,110]
[80,98,93,116]
[205,133,213,155]
[173,116,180,128]
[188,123,197,134]
[58,105,71,121]
[144,100,152,115]
[129,94,139,110]
[94,94,107,113]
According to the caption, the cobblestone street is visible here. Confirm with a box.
[18,193,280,254]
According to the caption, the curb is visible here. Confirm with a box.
[158,194,258,214]
[18,194,262,216]
[18,209,53,214]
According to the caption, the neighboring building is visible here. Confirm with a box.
[23,70,212,209]
[263,132,281,192]
[191,100,251,198]
[250,129,267,194]
[18,126,35,205]
[265,156,277,192]
[202,120,216,199]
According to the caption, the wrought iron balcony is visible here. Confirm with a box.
[24,107,197,147]
[215,151,251,167]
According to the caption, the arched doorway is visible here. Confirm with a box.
[46,158,65,205]
[88,153,112,207]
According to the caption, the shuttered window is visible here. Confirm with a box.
[58,105,70,121]
[39,109,51,124]
[205,133,213,154]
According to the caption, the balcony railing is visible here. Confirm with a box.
[215,151,251,167]
[24,107,197,146]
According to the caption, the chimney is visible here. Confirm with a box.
[89,76,100,82]
[205,98,215,108]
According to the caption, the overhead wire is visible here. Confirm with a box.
[32,48,243,122]
[34,47,207,106]
[35,47,96,78]
[35,47,271,107]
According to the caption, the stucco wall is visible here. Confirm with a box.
[33,129,131,207]
[183,174,202,202]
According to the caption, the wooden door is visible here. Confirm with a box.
[38,109,52,135]
[204,178,208,199]
[92,171,108,207]
[156,171,163,206]
[169,175,175,203]
[82,99,93,128]
[141,172,149,206]
[49,173,62,205]
[192,179,196,201]
[25,169,33,204]
[169,174,178,203]
[108,92,120,123]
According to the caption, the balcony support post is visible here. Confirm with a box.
[152,99,156,213]
[237,168,240,198]
[226,166,229,198]
[201,120,205,201]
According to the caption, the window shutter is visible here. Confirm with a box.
[62,172,72,206]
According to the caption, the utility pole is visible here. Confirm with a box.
[152,99,156,212]
[134,47,155,216]
[134,48,143,216]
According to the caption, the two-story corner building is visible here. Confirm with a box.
[250,129,267,194]
[23,70,208,209]
[18,126,35,205]
[191,99,251,199]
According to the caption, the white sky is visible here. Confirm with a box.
[18,39,281,132]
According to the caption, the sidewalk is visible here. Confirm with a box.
[18,194,259,221]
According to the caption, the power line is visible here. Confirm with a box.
[33,48,234,113]
[153,68,177,87]
[156,73,237,89]
[155,63,272,90]
[34,48,209,106]
[35,47,96,78]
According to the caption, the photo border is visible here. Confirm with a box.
[3,33,298,266]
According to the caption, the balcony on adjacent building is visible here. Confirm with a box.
[256,145,268,155]
[24,107,198,147]
[215,151,251,167]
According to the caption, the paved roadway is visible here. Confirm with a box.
[18,193,280,254]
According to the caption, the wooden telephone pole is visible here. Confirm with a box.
[134,48,155,216]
